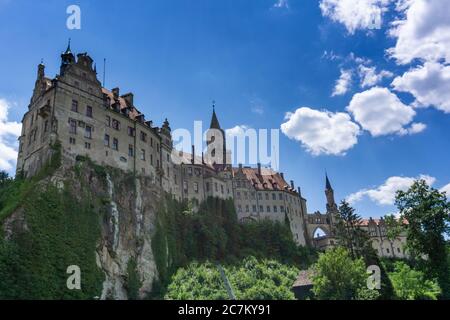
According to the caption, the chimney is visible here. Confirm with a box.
[112,87,120,99]
[191,145,195,164]
[290,180,295,189]
[121,92,134,107]
[280,172,284,180]
[257,163,261,175]
[297,187,301,196]
[239,163,243,170]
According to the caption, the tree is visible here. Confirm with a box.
[311,247,379,300]
[335,201,374,260]
[388,261,440,300]
[395,179,450,298]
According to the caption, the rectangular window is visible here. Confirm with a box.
[188,167,192,176]
[237,191,241,199]
[71,100,78,112]
[150,154,153,165]
[274,206,278,213]
[106,116,111,127]
[194,182,199,193]
[140,149,145,160]
[112,119,120,130]
[84,125,92,139]
[183,181,188,193]
[206,182,210,192]
[258,193,262,200]
[128,145,134,157]
[221,185,224,194]
[238,205,242,212]
[259,205,264,212]
[267,206,271,213]
[252,205,257,212]
[215,183,218,192]
[127,126,135,137]
[104,134,110,147]
[44,120,48,132]
[272,193,276,200]
[280,206,285,212]
[265,193,269,200]
[246,205,249,212]
[69,137,76,145]
[69,119,77,134]
[150,137,153,147]
[112,138,118,151]
[85,142,91,149]
[86,106,93,118]
[140,131,147,142]
[279,193,283,200]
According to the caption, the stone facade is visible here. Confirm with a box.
[16,45,407,254]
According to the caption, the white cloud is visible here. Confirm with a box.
[226,125,251,137]
[358,65,394,88]
[0,98,21,173]
[281,107,360,156]
[320,0,392,34]
[392,61,450,113]
[332,69,352,96]
[273,0,289,9]
[347,174,436,205]
[440,183,450,199]
[346,87,420,136]
[388,0,450,64]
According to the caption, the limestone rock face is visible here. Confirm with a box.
[2,157,162,300]
[96,171,160,300]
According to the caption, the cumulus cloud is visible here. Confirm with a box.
[226,125,251,137]
[392,62,450,113]
[440,183,450,199]
[347,174,436,205]
[0,98,22,173]
[332,69,352,96]
[358,65,394,88]
[320,0,393,34]
[388,0,450,64]
[346,87,421,136]
[281,107,360,156]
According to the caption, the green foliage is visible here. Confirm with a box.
[312,247,379,300]
[151,195,316,298]
[0,181,104,299]
[335,200,374,261]
[165,257,299,300]
[395,179,450,298]
[126,258,142,300]
[388,261,441,300]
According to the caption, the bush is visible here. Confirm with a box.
[165,257,299,300]
[312,247,379,300]
[388,261,441,300]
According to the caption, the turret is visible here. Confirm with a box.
[60,39,75,75]
[325,173,338,213]
[206,101,227,169]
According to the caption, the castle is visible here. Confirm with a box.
[16,43,407,257]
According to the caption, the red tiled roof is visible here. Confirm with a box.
[232,167,298,194]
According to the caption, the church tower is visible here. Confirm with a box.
[206,102,228,169]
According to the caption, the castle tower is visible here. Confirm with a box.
[325,173,339,230]
[206,102,228,169]
[60,39,75,75]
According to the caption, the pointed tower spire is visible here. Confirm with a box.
[65,38,72,54]
[210,100,221,129]
[325,173,332,190]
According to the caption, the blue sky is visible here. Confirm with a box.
[0,0,449,217]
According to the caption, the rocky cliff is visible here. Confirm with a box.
[0,154,163,299]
